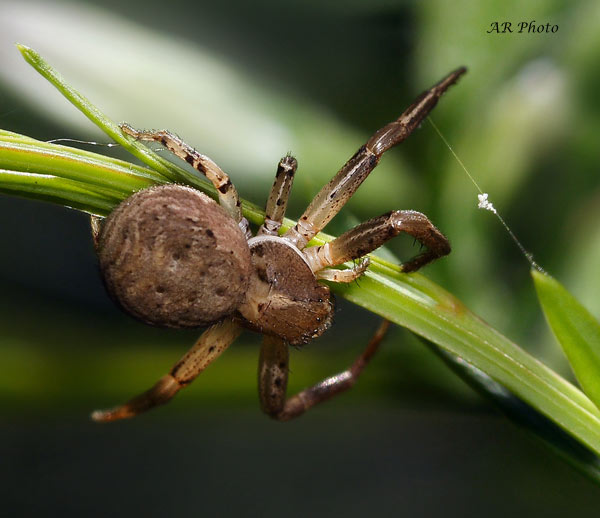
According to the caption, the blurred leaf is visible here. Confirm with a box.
[0,1,414,210]
[533,268,600,410]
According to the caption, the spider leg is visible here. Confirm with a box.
[257,155,298,236]
[284,67,466,249]
[91,319,241,422]
[304,210,450,274]
[90,215,103,248]
[120,123,244,225]
[259,320,389,421]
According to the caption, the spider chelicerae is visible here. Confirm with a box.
[91,66,466,422]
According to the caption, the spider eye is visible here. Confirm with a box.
[97,184,251,328]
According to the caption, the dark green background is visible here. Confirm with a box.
[1,0,600,515]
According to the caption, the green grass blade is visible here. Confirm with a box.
[426,338,600,484]
[16,44,208,189]
[0,135,164,194]
[533,268,600,410]
[333,268,600,455]
[5,125,600,459]
[0,169,117,215]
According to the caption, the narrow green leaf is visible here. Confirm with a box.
[533,268,600,409]
[0,137,164,194]
[5,126,600,460]
[334,270,600,455]
[0,169,117,215]
[16,44,207,189]
[425,337,600,484]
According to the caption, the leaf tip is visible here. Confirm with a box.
[16,43,31,55]
[531,266,551,287]
[15,43,38,66]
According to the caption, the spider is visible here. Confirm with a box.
[91,67,466,422]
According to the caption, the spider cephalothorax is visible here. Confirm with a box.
[91,67,466,422]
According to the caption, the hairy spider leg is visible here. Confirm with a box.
[120,123,245,226]
[305,209,450,274]
[91,319,241,422]
[257,155,298,236]
[259,320,389,421]
[284,67,467,250]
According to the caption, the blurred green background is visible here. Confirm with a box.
[1,0,600,515]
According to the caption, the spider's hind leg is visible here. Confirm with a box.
[91,320,240,422]
[259,320,390,421]
[120,123,244,224]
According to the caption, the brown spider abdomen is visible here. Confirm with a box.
[97,184,251,328]
[237,236,333,345]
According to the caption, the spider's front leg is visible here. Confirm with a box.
[92,320,240,422]
[259,321,389,421]
[284,67,466,249]
[304,209,450,274]
[257,154,297,236]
